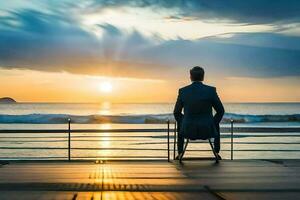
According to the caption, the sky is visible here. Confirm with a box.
[0,0,300,103]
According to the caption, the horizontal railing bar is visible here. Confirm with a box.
[1,135,300,139]
[0,127,300,133]
[0,136,164,139]
[0,140,173,142]
[0,147,67,149]
[73,156,167,158]
[223,135,300,138]
[132,142,300,145]
[1,147,300,151]
[0,135,166,138]
[0,147,172,150]
[0,140,66,143]
[226,127,300,132]
[0,129,167,133]
[87,149,300,152]
[131,141,300,145]
[0,156,168,159]
[1,141,300,145]
[0,157,66,159]
[72,148,217,151]
[0,147,170,150]
[0,131,166,134]
[0,140,165,142]
[223,142,300,144]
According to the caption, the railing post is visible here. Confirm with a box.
[230,119,234,160]
[167,120,170,162]
[173,121,177,160]
[68,118,71,161]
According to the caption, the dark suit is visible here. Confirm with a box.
[173,81,224,153]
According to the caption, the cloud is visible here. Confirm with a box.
[0,9,98,70]
[90,0,300,24]
[132,35,300,78]
[209,32,300,50]
[0,6,299,79]
[0,9,178,80]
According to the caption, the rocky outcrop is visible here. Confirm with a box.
[0,97,17,103]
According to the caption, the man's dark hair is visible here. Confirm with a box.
[190,66,204,81]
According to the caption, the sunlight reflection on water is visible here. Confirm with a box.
[98,124,111,158]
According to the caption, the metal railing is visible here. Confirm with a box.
[0,120,173,161]
[0,119,300,161]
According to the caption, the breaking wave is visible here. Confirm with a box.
[0,113,299,124]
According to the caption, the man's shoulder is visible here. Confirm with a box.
[202,84,216,91]
[179,84,193,93]
[179,85,190,91]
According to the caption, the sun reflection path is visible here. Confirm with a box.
[98,102,111,115]
[98,124,112,159]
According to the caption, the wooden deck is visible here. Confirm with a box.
[0,159,300,200]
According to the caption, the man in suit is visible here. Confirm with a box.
[173,66,224,159]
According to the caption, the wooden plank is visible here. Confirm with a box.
[0,160,300,199]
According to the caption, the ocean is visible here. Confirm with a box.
[0,103,300,160]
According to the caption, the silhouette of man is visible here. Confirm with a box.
[174,66,224,159]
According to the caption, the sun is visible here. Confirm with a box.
[99,81,113,93]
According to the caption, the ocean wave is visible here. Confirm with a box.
[223,113,300,123]
[0,113,299,124]
[0,113,173,124]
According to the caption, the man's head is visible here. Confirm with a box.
[190,66,204,82]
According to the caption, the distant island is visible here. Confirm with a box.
[0,97,17,103]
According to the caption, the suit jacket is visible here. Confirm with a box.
[173,82,224,140]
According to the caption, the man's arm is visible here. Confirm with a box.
[212,88,225,124]
[173,89,184,123]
